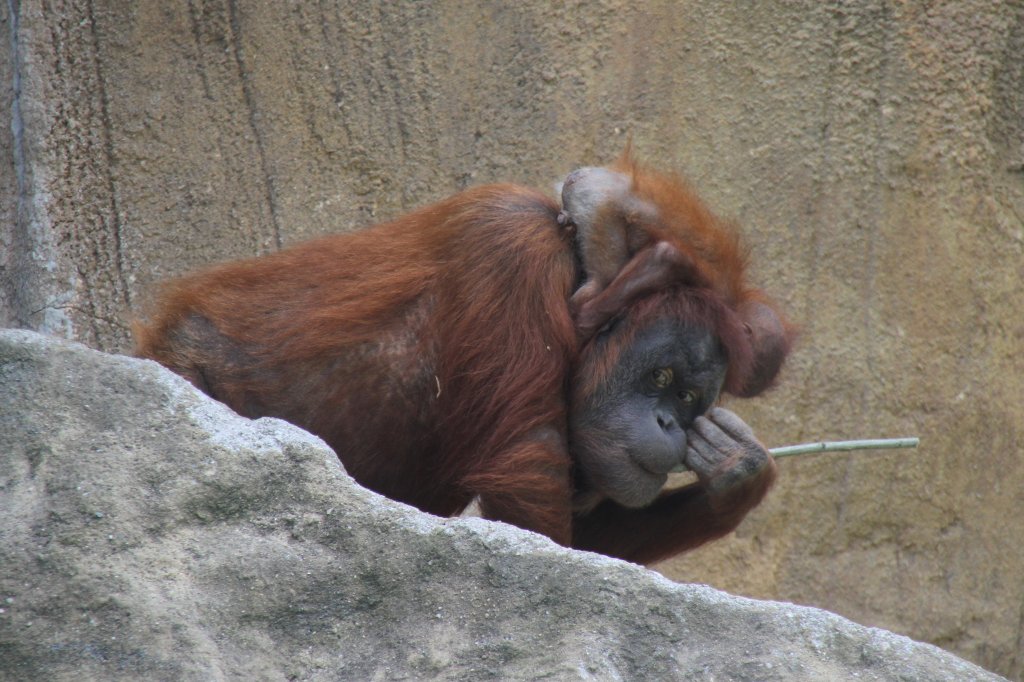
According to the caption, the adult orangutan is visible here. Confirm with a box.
[134,153,792,564]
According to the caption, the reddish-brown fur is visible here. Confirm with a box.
[571,153,795,398]
[136,185,580,541]
[135,162,790,564]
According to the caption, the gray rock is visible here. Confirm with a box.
[0,329,1004,681]
[5,3,1024,675]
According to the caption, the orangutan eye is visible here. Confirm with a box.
[678,389,698,405]
[651,368,673,389]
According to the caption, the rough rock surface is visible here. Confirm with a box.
[2,4,1023,676]
[0,329,1005,681]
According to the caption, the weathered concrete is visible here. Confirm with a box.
[0,329,1007,681]
[2,2,1022,676]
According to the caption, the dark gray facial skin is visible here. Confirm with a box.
[569,316,728,509]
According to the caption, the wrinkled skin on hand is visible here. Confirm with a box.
[685,407,775,512]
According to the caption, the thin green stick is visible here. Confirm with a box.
[669,437,921,472]
[770,437,920,459]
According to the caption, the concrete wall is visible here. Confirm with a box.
[3,2,1022,677]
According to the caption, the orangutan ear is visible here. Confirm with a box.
[734,300,793,397]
